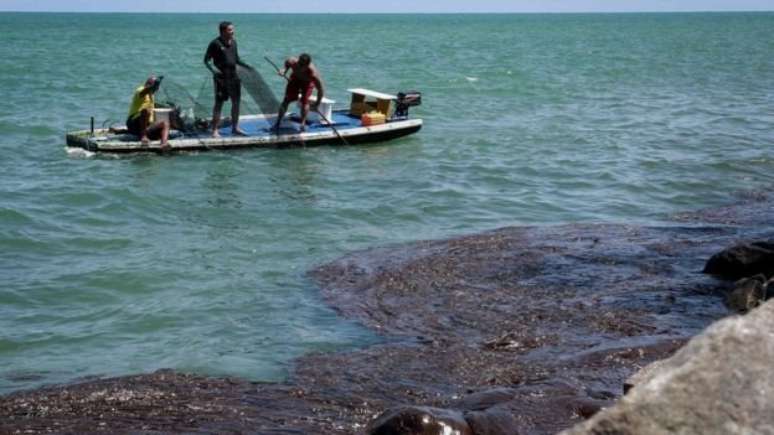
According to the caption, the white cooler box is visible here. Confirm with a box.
[296,97,335,124]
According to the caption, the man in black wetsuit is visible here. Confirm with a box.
[204,21,250,137]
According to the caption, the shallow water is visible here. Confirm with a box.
[1,12,773,393]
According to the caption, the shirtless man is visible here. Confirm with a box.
[273,53,324,132]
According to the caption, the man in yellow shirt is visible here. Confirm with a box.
[127,75,169,147]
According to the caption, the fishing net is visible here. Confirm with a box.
[155,66,279,133]
[237,64,280,115]
[157,78,210,132]
[190,68,279,118]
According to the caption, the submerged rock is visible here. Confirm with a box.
[703,241,774,279]
[562,298,774,435]
[367,406,472,435]
[464,407,523,435]
[726,273,767,313]
[456,388,518,411]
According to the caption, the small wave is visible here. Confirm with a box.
[465,76,479,82]
[0,208,33,225]
[65,147,95,159]
[2,369,48,383]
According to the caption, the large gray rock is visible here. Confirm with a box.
[562,298,774,435]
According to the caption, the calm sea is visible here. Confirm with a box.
[1,12,773,393]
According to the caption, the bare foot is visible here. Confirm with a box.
[212,130,221,138]
[232,128,247,136]
[140,136,150,146]
[160,142,170,151]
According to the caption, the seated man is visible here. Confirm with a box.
[126,75,169,147]
[273,53,324,132]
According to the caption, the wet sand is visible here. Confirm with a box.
[2,191,771,434]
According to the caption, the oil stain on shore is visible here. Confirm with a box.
[2,191,771,433]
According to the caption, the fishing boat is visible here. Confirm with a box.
[66,88,422,153]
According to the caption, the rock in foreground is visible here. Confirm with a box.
[562,298,774,435]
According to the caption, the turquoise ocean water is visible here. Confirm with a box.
[1,12,773,394]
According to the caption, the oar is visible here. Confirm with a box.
[263,56,283,79]
[264,56,349,146]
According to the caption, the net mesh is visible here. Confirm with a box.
[237,65,280,115]
[157,79,209,132]
[156,67,279,132]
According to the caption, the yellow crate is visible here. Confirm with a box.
[361,111,386,126]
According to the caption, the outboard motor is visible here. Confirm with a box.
[394,91,422,118]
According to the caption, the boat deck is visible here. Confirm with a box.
[66,111,422,153]
[236,111,356,135]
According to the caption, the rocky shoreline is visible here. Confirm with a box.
[2,191,772,434]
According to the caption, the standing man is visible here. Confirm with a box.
[126,75,169,148]
[273,53,324,132]
[204,21,250,137]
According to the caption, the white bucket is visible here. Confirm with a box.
[153,108,172,124]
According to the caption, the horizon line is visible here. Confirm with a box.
[1,10,773,14]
